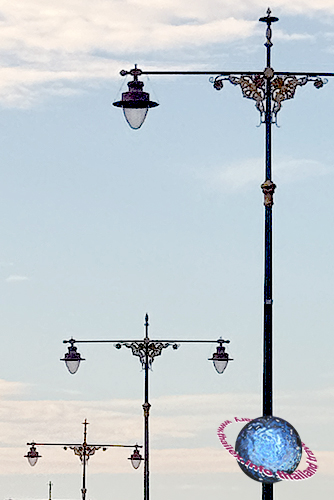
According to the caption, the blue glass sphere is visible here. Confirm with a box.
[235,416,302,483]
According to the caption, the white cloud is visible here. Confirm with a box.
[5,274,29,282]
[0,1,331,106]
[0,388,332,475]
[0,379,26,398]
[198,157,330,192]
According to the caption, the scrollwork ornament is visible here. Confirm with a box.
[120,341,173,368]
[210,70,328,125]
[210,75,228,91]
[271,75,308,119]
[229,74,266,116]
[69,445,101,463]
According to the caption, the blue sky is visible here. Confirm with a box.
[0,1,333,499]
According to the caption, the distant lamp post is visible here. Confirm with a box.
[25,419,142,500]
[62,314,232,500]
[113,65,159,129]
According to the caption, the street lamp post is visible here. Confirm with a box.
[62,314,232,500]
[112,8,334,500]
[25,419,142,500]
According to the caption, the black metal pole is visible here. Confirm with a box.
[143,314,151,500]
[260,10,277,500]
[82,420,87,500]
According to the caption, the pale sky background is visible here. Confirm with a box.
[0,0,333,499]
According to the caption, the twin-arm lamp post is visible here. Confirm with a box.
[112,8,333,500]
[25,419,142,500]
[61,313,232,500]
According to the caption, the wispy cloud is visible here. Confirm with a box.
[197,157,330,192]
[5,274,29,282]
[0,386,332,475]
[0,379,26,398]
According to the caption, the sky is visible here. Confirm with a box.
[0,0,333,499]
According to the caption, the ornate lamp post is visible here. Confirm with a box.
[113,9,333,500]
[25,419,142,500]
[62,314,232,500]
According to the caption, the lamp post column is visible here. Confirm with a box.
[261,12,277,421]
[261,12,277,500]
[82,420,88,500]
[143,314,151,500]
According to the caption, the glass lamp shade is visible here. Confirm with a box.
[213,358,228,374]
[25,445,41,466]
[123,107,149,130]
[208,345,232,374]
[60,344,84,374]
[130,448,142,469]
[113,79,158,129]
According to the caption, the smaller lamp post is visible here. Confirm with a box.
[62,314,232,500]
[25,419,142,500]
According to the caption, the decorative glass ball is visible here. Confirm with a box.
[235,416,302,484]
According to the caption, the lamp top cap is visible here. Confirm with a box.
[259,7,279,24]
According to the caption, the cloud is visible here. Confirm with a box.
[0,1,332,106]
[197,157,330,192]
[0,379,26,398]
[0,388,332,475]
[5,274,29,282]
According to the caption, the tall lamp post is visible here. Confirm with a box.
[112,8,333,500]
[62,314,232,500]
[25,419,142,500]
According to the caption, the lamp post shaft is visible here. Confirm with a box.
[263,12,274,420]
[262,12,275,500]
[143,314,150,500]
[82,420,88,500]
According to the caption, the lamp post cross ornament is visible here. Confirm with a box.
[113,8,333,500]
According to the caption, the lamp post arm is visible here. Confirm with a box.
[120,68,334,78]
[63,338,230,344]
[27,442,141,448]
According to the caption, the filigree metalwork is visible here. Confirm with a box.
[271,75,327,120]
[68,445,101,464]
[231,74,266,114]
[115,339,179,369]
[211,74,266,117]
[211,73,328,123]
[271,75,308,119]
